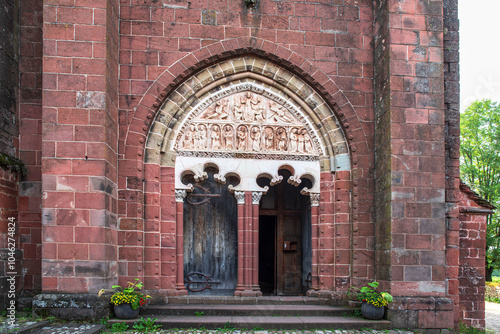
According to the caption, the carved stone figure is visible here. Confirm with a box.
[237,125,247,151]
[194,124,207,149]
[223,125,234,150]
[276,127,287,151]
[251,126,261,151]
[204,99,229,120]
[298,129,305,153]
[289,128,299,152]
[183,124,196,149]
[269,102,294,123]
[211,125,221,149]
[303,129,314,153]
[264,127,274,151]
[233,102,243,121]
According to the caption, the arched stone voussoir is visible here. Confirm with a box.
[126,38,368,174]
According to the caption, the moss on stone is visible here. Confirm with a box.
[0,152,28,176]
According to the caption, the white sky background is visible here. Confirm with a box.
[459,0,500,112]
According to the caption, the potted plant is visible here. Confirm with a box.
[98,278,151,319]
[356,281,393,320]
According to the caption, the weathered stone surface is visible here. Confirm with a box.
[33,294,111,321]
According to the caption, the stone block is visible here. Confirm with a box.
[33,294,111,321]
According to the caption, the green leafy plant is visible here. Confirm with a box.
[110,322,129,332]
[356,281,393,307]
[216,321,235,331]
[195,311,204,317]
[460,99,500,281]
[459,321,495,334]
[98,278,151,310]
[132,317,162,333]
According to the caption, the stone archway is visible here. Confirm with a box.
[119,50,362,295]
[141,55,351,295]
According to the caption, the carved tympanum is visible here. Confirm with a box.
[177,92,318,156]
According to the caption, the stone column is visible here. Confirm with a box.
[174,189,187,294]
[251,191,264,295]
[310,193,320,291]
[234,191,245,295]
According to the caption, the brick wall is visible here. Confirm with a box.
[0,168,21,310]
[40,0,119,293]
[0,0,20,156]
[0,0,22,310]
[457,183,494,328]
[374,0,453,330]
[459,211,487,328]
[443,0,461,326]
[374,0,447,294]
[117,0,377,290]
[18,0,44,293]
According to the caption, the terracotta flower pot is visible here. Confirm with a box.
[361,302,385,320]
[114,303,140,319]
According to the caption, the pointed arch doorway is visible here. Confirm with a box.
[145,55,352,296]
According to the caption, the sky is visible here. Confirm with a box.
[459,0,500,112]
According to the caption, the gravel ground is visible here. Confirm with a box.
[486,301,500,333]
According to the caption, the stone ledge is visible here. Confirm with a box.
[386,297,453,330]
[33,294,111,321]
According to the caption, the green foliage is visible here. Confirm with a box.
[216,321,235,331]
[194,311,204,317]
[132,317,162,333]
[0,152,28,176]
[460,99,500,280]
[110,322,129,332]
[100,278,151,310]
[459,321,495,334]
[355,281,393,307]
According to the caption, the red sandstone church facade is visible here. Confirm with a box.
[0,0,494,331]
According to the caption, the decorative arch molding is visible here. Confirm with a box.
[123,37,370,176]
[144,56,351,173]
[138,56,353,194]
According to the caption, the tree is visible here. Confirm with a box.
[460,99,500,282]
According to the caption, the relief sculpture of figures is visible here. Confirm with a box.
[268,102,294,123]
[264,127,274,151]
[183,124,196,149]
[177,92,318,155]
[240,92,262,122]
[223,125,234,150]
[298,129,305,153]
[289,128,299,152]
[211,125,221,150]
[237,125,247,151]
[204,99,229,120]
[194,124,207,149]
[251,126,261,151]
[276,127,287,152]
[303,129,314,153]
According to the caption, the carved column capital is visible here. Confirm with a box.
[310,193,320,206]
[175,189,187,203]
[234,191,245,204]
[252,192,264,205]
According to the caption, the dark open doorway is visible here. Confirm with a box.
[258,216,276,295]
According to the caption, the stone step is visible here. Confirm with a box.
[109,315,390,330]
[160,296,332,305]
[142,304,356,317]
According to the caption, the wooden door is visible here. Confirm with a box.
[259,170,306,295]
[183,169,238,295]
